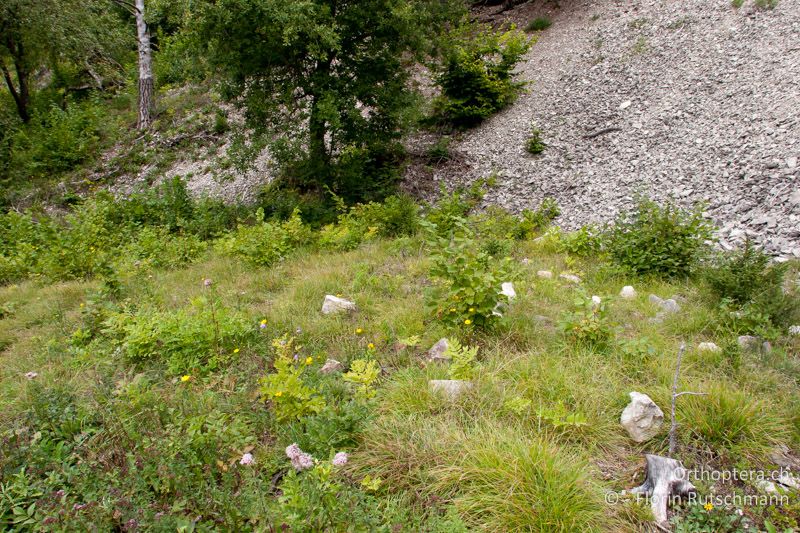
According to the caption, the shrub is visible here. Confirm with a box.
[525,128,546,154]
[557,225,604,257]
[259,335,326,422]
[118,227,207,271]
[319,195,420,251]
[605,197,713,277]
[343,359,381,401]
[107,299,253,375]
[704,241,799,329]
[560,294,615,350]
[214,208,310,266]
[423,219,516,330]
[526,17,552,32]
[433,26,531,128]
[426,137,452,165]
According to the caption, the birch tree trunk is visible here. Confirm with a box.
[135,0,154,129]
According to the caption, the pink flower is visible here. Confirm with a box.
[203,278,213,287]
[332,452,348,466]
[285,443,314,471]
[24,371,38,380]
[239,452,254,465]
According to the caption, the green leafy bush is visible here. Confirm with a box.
[215,208,310,266]
[433,26,531,128]
[525,128,546,154]
[259,335,326,422]
[343,359,381,401]
[423,219,516,330]
[319,195,419,251]
[560,294,614,349]
[606,198,713,277]
[705,241,799,329]
[556,225,604,257]
[107,299,253,375]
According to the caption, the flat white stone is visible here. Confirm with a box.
[321,295,357,315]
[429,379,473,400]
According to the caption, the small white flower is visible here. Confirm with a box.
[24,372,38,380]
[239,453,254,466]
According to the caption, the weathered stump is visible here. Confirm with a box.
[631,454,696,524]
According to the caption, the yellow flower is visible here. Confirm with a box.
[260,319,267,326]
[449,308,456,313]
[469,308,475,313]
[305,356,313,365]
[367,343,375,350]
[233,348,240,354]
[336,293,343,297]
[274,391,283,397]
[180,375,191,382]
[355,328,364,335]
[79,303,85,308]
[704,503,713,511]
[464,319,472,325]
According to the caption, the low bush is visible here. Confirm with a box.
[560,294,615,350]
[525,128,546,154]
[605,197,713,277]
[433,26,531,128]
[704,241,799,329]
[106,299,254,375]
[319,194,420,251]
[526,17,553,32]
[423,219,516,330]
[214,208,310,266]
[260,335,326,422]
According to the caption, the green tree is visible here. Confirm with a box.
[195,0,463,200]
[0,0,129,123]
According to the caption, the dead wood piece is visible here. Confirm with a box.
[631,454,696,524]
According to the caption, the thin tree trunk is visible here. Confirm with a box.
[1,43,31,123]
[135,0,154,129]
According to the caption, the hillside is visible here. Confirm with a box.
[422,0,800,258]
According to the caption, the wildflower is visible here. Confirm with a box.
[704,502,713,511]
[203,278,213,287]
[274,391,283,397]
[355,328,364,335]
[336,293,343,297]
[180,375,191,382]
[286,443,314,471]
[469,308,475,313]
[24,371,38,380]
[332,452,349,466]
[464,319,472,325]
[367,343,375,350]
[79,303,84,308]
[296,327,303,334]
[305,356,313,365]
[449,308,456,313]
[260,319,267,329]
[233,348,240,354]
[239,453,255,466]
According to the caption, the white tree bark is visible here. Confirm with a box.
[135,0,154,129]
[632,454,697,524]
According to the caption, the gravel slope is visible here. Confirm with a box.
[434,0,800,257]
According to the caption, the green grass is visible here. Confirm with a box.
[526,17,552,32]
[1,220,799,529]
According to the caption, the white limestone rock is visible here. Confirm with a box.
[620,286,637,299]
[537,270,553,279]
[429,379,473,400]
[620,391,664,442]
[697,342,722,353]
[427,338,450,362]
[319,359,344,374]
[321,295,357,315]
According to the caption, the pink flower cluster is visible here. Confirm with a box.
[285,443,314,471]
[332,452,348,466]
[239,452,254,466]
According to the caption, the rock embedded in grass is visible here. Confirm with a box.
[619,286,636,299]
[321,295,357,315]
[737,335,771,354]
[500,282,516,299]
[427,338,450,362]
[319,359,344,374]
[537,270,553,279]
[620,391,664,442]
[697,342,721,353]
[559,273,581,284]
[789,325,800,336]
[429,379,473,400]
